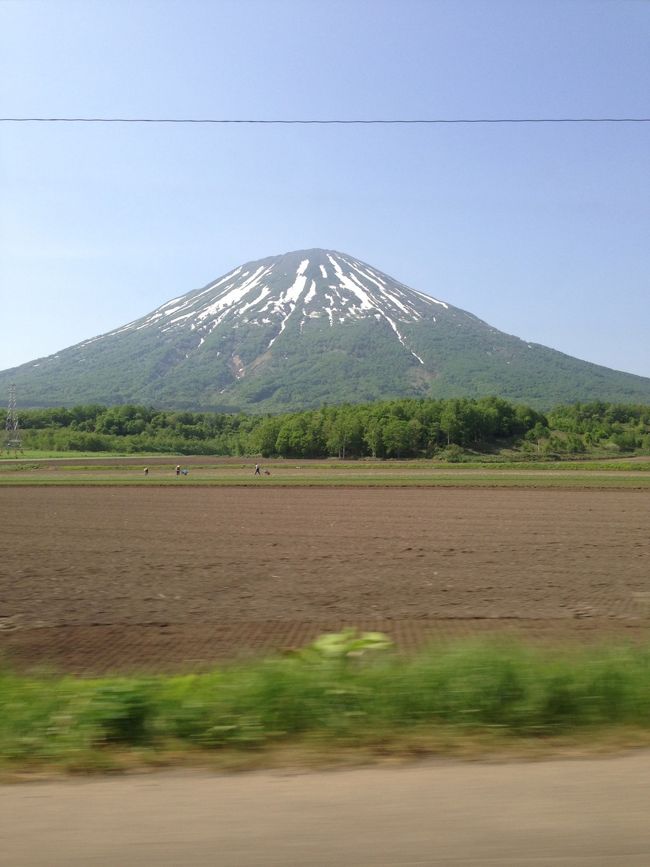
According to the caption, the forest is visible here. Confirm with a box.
[3,398,650,459]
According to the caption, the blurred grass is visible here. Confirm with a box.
[2,640,650,773]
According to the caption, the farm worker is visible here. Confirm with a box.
[254,464,261,476]
[176,465,181,476]
[143,467,149,476]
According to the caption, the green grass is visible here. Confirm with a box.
[3,639,650,773]
[0,450,137,460]
[1,473,649,489]
[3,451,650,469]
[3,452,650,490]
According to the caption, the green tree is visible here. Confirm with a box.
[382,418,411,458]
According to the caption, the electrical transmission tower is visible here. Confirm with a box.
[5,384,22,451]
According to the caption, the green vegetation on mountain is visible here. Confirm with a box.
[2,248,650,410]
[3,398,649,460]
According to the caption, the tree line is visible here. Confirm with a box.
[2,398,649,458]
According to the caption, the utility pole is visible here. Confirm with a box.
[5,383,22,452]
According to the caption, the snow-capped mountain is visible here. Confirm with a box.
[3,248,650,410]
[94,249,452,370]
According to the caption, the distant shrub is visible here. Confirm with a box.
[437,444,465,462]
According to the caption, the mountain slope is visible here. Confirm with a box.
[3,248,650,410]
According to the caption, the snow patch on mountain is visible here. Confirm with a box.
[88,249,450,367]
[327,255,374,311]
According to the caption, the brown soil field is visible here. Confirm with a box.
[1,487,649,672]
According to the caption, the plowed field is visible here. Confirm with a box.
[1,486,649,672]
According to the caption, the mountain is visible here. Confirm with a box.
[3,248,650,411]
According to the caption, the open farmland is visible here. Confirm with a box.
[1,476,649,673]
[2,453,650,487]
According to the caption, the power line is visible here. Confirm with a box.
[1,116,649,125]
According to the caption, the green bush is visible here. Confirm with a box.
[90,682,155,744]
[2,639,650,769]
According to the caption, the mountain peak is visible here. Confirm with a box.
[107,248,451,369]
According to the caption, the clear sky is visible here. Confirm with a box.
[1,0,649,381]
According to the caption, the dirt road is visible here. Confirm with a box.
[3,754,650,865]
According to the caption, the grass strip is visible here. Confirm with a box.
[3,457,650,471]
[1,477,649,489]
[2,639,650,773]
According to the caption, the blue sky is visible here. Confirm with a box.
[1,0,649,381]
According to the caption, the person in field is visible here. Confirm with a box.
[254,464,261,476]
[143,467,149,476]
[176,465,181,476]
